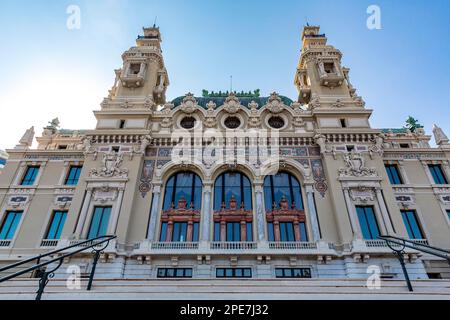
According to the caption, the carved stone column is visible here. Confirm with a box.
[397,160,410,184]
[375,188,394,235]
[75,189,93,238]
[305,184,321,241]
[343,188,362,239]
[108,188,124,235]
[421,161,434,184]
[146,184,161,241]
[254,184,266,241]
[201,184,212,241]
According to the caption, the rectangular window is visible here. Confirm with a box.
[159,222,168,242]
[324,62,335,73]
[157,268,193,278]
[214,222,221,241]
[428,165,448,184]
[65,166,82,185]
[88,207,111,239]
[226,222,241,242]
[192,222,200,242]
[172,222,188,242]
[216,268,252,278]
[267,222,275,241]
[447,210,450,221]
[401,210,424,239]
[385,164,403,185]
[279,222,295,242]
[275,268,312,278]
[0,211,23,240]
[246,222,253,242]
[299,222,308,242]
[356,206,380,240]
[21,166,39,186]
[45,211,67,240]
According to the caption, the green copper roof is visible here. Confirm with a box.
[381,128,408,134]
[171,95,294,109]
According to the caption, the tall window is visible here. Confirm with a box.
[264,172,307,242]
[45,211,67,240]
[385,164,403,185]
[214,172,252,211]
[163,172,202,210]
[428,165,448,184]
[356,206,380,240]
[264,172,304,211]
[401,210,424,239]
[65,166,82,185]
[159,172,202,242]
[0,211,23,240]
[21,166,39,186]
[88,207,111,238]
[447,210,450,221]
[213,172,253,242]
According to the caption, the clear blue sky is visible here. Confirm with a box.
[0,0,449,148]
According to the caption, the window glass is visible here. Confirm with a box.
[46,211,67,239]
[264,172,304,211]
[246,222,253,242]
[356,206,380,240]
[429,165,448,184]
[163,172,202,210]
[172,222,188,242]
[214,222,221,241]
[401,210,424,239]
[88,207,111,238]
[267,222,275,241]
[192,222,199,242]
[0,211,23,240]
[385,164,402,185]
[21,166,39,186]
[214,172,252,211]
[159,222,168,242]
[299,222,308,242]
[65,166,82,185]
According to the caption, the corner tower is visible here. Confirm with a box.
[294,25,360,106]
[108,26,170,106]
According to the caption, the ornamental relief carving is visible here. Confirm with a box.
[90,151,129,178]
[179,93,198,114]
[265,92,285,114]
[339,152,377,177]
[349,188,375,203]
[223,93,241,114]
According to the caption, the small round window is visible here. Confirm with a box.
[268,116,285,129]
[180,117,196,129]
[224,116,241,129]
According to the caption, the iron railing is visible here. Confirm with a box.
[0,235,116,300]
[378,235,450,292]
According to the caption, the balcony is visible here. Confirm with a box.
[40,239,59,247]
[268,242,318,250]
[0,240,11,247]
[151,242,199,250]
[120,73,145,88]
[210,242,257,250]
[351,239,429,254]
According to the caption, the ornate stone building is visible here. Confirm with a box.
[1,25,450,285]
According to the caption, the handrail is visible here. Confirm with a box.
[0,235,116,300]
[378,235,450,292]
[379,235,450,258]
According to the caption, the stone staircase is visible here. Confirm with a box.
[1,278,450,300]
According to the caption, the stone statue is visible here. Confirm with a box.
[47,118,60,129]
[314,134,327,154]
[15,126,35,150]
[139,135,152,154]
[80,136,93,153]
[433,124,449,146]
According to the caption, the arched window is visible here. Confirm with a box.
[163,172,202,211]
[213,172,253,242]
[214,172,252,211]
[264,172,308,242]
[159,172,202,242]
